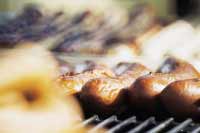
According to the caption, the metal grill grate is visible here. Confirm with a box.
[83,115,200,133]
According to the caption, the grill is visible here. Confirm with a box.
[81,115,200,133]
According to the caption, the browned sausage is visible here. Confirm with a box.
[129,58,200,112]
[129,72,199,112]
[120,63,151,78]
[57,68,115,95]
[80,63,151,114]
[80,77,127,115]
[160,79,200,119]
[157,57,200,77]
[113,62,139,75]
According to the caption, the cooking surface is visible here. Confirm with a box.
[83,115,200,133]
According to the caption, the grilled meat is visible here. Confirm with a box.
[157,57,200,77]
[129,58,199,112]
[57,68,115,95]
[80,63,150,114]
[160,79,200,119]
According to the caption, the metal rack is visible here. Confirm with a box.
[82,115,200,133]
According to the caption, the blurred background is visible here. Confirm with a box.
[0,0,200,70]
[0,0,200,71]
[0,0,199,19]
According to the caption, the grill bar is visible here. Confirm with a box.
[89,116,118,133]
[108,116,136,133]
[128,117,155,133]
[75,115,100,129]
[192,127,200,133]
[166,119,192,133]
[82,115,100,126]
[146,118,174,133]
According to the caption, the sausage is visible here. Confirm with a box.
[80,63,150,114]
[74,60,108,74]
[113,62,135,75]
[160,79,200,119]
[120,63,151,78]
[57,68,115,95]
[128,57,200,112]
[157,57,200,77]
[80,77,127,115]
[129,72,199,113]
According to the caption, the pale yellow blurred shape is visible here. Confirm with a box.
[0,44,83,133]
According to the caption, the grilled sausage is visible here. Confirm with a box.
[129,57,200,113]
[157,57,200,77]
[120,63,151,78]
[160,79,200,119]
[129,72,199,113]
[57,68,115,95]
[113,62,135,75]
[80,63,150,115]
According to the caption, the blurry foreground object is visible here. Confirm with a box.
[0,44,84,133]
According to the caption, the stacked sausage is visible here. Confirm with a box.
[58,57,200,119]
